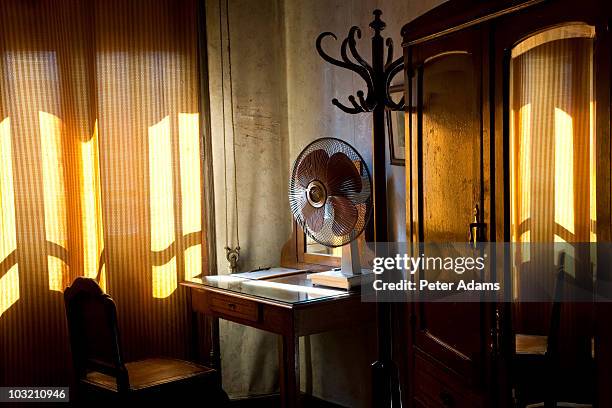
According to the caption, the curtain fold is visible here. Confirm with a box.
[0,0,208,386]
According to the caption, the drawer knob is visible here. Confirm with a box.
[440,390,455,407]
[228,303,236,310]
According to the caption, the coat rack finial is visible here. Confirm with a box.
[315,9,404,114]
[369,9,386,35]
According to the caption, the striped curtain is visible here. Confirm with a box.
[0,0,209,386]
[509,24,596,377]
[510,25,595,303]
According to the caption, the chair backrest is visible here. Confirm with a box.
[64,277,129,391]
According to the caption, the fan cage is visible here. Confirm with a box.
[289,137,373,248]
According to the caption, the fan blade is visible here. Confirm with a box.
[296,149,329,187]
[352,178,371,204]
[330,196,357,236]
[301,202,325,233]
[289,186,308,218]
[326,152,362,196]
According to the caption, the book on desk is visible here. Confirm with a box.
[232,266,373,290]
[232,267,308,280]
[307,269,374,290]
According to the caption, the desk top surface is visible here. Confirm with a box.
[183,273,351,305]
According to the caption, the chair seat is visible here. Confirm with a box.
[516,334,548,355]
[84,358,215,392]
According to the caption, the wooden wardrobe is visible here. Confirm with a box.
[400,0,612,406]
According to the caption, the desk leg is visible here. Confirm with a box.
[279,334,300,408]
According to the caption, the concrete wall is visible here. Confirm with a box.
[205,0,445,406]
[206,0,290,398]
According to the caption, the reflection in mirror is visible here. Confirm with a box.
[509,23,596,407]
[305,233,341,257]
[510,23,596,294]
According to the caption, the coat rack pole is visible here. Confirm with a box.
[315,9,405,407]
[370,11,388,244]
[369,11,392,408]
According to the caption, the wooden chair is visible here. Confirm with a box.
[514,252,566,407]
[64,277,228,404]
[512,251,597,408]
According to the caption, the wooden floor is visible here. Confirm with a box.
[230,393,346,408]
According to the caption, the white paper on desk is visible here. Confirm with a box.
[232,267,308,280]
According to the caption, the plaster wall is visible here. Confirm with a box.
[205,0,445,405]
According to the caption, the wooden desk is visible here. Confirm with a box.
[181,273,375,408]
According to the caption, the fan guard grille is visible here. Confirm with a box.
[289,137,372,248]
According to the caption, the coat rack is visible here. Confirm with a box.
[316,9,403,407]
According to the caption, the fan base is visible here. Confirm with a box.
[307,269,373,290]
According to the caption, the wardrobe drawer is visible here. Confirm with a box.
[414,353,483,408]
[209,293,260,322]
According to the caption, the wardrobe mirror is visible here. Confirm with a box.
[509,23,596,406]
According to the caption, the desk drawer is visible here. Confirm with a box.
[414,353,483,408]
[209,293,260,322]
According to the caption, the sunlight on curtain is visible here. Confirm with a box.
[40,111,69,292]
[510,102,532,279]
[149,116,177,299]
[510,104,532,240]
[0,117,19,316]
[554,108,575,237]
[0,265,19,317]
[589,101,596,243]
[510,24,595,298]
[552,108,578,274]
[81,120,106,291]
[179,113,202,280]
[0,0,205,385]
[510,25,595,245]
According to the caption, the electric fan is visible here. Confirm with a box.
[289,137,373,289]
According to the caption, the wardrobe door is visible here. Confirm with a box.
[494,8,609,405]
[407,26,493,405]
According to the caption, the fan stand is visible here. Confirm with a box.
[308,238,373,290]
[346,239,362,276]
